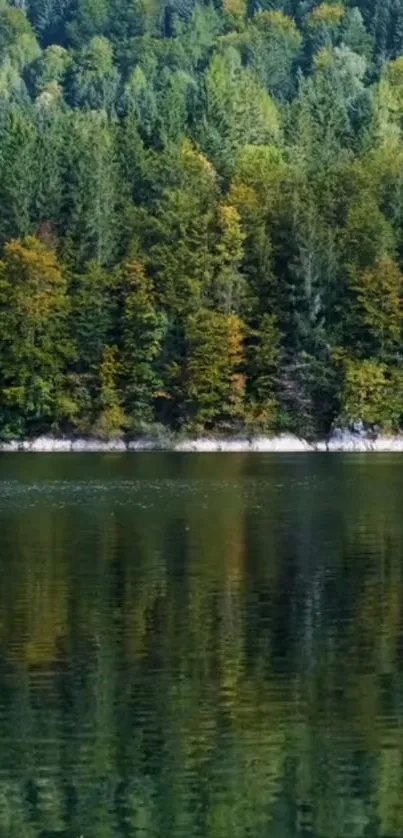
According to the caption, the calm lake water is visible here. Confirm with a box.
[0,452,402,838]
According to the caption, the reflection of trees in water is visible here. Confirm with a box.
[0,457,403,836]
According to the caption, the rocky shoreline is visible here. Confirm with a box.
[1,429,403,452]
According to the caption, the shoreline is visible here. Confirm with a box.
[2,431,403,452]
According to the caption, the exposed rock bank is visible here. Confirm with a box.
[326,428,403,451]
[2,430,403,452]
[0,434,314,453]
[174,434,313,452]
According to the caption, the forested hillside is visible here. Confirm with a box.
[0,0,403,438]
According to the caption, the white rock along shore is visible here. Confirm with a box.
[1,431,403,452]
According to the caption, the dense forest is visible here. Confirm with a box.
[0,0,403,438]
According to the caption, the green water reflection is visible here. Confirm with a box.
[0,452,402,837]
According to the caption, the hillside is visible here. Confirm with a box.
[0,0,402,438]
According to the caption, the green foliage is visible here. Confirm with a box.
[0,237,72,434]
[66,0,109,45]
[68,260,116,430]
[68,35,120,110]
[339,358,403,429]
[28,44,71,94]
[120,259,167,429]
[0,5,40,69]
[245,11,302,99]
[348,256,403,359]
[200,47,280,173]
[303,2,345,59]
[0,0,400,436]
[0,106,37,242]
[245,313,280,430]
[64,109,118,266]
[184,310,246,430]
[93,345,127,437]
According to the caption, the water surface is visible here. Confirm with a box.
[0,452,402,838]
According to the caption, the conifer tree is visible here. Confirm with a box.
[120,259,167,429]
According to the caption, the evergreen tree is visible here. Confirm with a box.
[120,259,167,429]
[0,105,37,243]
[63,110,118,266]
[245,10,302,99]
[68,260,116,430]
[0,0,401,436]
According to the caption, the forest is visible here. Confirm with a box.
[0,0,403,438]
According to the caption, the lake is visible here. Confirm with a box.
[0,452,402,838]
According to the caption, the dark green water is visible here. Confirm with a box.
[0,453,402,838]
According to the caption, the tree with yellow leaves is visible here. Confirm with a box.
[184,309,245,431]
[0,237,73,436]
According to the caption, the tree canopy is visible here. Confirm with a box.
[0,0,402,437]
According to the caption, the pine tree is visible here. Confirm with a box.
[120,259,167,429]
[68,260,116,431]
[63,110,118,266]
[0,105,37,243]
